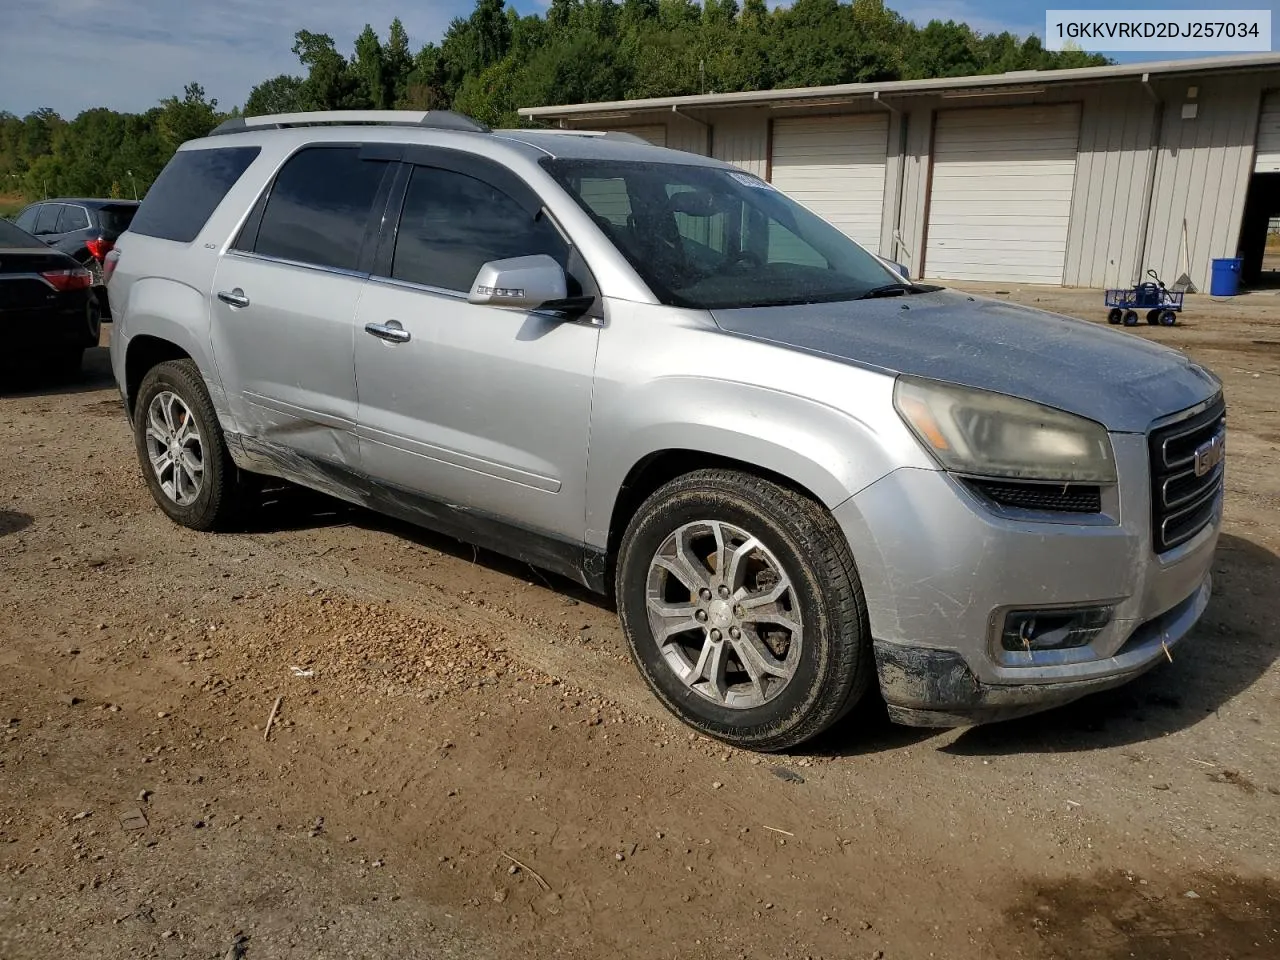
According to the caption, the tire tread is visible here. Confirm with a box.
[134,359,244,532]
[616,468,872,751]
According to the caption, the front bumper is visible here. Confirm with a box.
[834,429,1222,727]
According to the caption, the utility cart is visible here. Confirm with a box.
[1105,270,1184,327]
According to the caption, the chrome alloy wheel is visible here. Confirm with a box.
[144,390,204,506]
[645,520,803,709]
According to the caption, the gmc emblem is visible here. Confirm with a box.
[1194,430,1226,477]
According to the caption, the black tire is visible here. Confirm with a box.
[1146,309,1161,325]
[1106,308,1123,325]
[133,359,245,531]
[1158,310,1178,327]
[85,296,102,345]
[615,469,872,751]
[1122,310,1139,327]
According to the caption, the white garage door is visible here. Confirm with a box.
[924,104,1081,284]
[769,115,888,250]
[1256,91,1280,173]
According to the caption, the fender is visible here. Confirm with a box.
[119,277,235,435]
[585,376,922,549]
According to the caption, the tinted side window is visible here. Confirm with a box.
[57,205,89,232]
[98,204,137,234]
[130,146,260,243]
[391,166,567,292]
[14,206,39,232]
[252,147,388,272]
[34,204,61,235]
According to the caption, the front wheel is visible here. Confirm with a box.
[615,469,872,751]
[133,359,246,531]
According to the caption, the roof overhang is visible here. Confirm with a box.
[518,52,1280,120]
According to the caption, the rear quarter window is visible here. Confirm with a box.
[129,146,261,243]
[97,204,138,234]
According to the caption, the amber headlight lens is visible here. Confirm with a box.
[893,376,1117,483]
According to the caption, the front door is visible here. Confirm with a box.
[210,145,394,467]
[353,156,599,547]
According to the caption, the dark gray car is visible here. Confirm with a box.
[13,198,138,316]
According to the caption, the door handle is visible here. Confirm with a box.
[217,289,250,308]
[365,320,411,344]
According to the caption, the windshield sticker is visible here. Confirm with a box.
[727,171,773,190]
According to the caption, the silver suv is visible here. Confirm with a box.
[107,110,1225,750]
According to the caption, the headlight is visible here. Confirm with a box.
[893,376,1116,483]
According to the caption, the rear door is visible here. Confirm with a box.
[54,204,91,254]
[353,151,599,545]
[210,144,395,468]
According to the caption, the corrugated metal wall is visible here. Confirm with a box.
[710,111,768,176]
[563,113,709,155]
[1142,74,1262,289]
[1063,88,1158,288]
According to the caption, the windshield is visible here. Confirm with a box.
[542,158,905,309]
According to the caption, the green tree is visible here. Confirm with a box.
[157,82,220,151]
[245,74,305,116]
[292,30,365,109]
[353,25,389,109]
[385,18,415,106]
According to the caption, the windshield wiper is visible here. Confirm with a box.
[857,282,920,300]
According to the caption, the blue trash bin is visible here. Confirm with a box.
[1210,257,1242,296]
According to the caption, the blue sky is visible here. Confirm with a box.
[0,0,1275,117]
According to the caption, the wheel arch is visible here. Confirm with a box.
[603,446,846,591]
[124,335,193,418]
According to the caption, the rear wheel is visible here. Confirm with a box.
[133,359,245,531]
[615,469,872,751]
[1146,309,1161,325]
[1122,309,1139,327]
[1158,310,1178,327]
[1107,308,1123,325]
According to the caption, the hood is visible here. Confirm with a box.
[710,289,1221,433]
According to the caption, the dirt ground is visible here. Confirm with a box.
[2,285,1278,960]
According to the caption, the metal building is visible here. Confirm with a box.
[519,53,1280,290]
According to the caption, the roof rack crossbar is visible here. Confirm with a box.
[209,110,489,137]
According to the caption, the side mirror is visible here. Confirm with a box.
[468,255,568,311]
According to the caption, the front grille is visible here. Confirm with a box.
[1149,397,1225,552]
[966,479,1102,513]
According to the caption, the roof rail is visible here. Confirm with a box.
[209,110,489,137]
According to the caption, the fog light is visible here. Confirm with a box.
[1001,605,1113,652]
